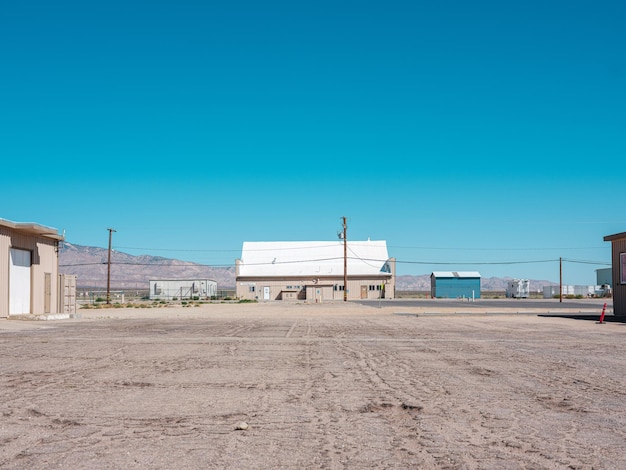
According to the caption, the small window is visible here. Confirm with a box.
[249,286,256,293]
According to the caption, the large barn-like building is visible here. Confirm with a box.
[235,240,395,301]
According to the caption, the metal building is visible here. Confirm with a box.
[596,268,612,287]
[603,231,626,316]
[1,218,66,317]
[149,279,217,300]
[542,285,601,298]
[430,271,481,299]
[235,240,395,301]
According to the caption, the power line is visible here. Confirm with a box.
[60,257,611,269]
[389,245,607,251]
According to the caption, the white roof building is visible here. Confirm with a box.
[238,240,391,277]
[236,240,395,301]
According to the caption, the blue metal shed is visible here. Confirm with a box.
[431,271,481,299]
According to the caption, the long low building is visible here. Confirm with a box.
[149,279,217,300]
[235,240,395,301]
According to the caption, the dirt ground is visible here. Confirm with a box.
[1,301,624,469]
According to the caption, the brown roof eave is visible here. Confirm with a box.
[604,231,626,242]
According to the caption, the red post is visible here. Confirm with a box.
[598,302,607,324]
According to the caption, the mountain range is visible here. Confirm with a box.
[59,243,557,292]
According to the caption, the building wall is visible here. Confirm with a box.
[542,285,601,299]
[431,276,481,299]
[149,279,217,300]
[1,226,61,317]
[236,276,394,301]
[609,236,626,316]
[235,258,396,302]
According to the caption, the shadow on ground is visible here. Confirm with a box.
[538,314,626,324]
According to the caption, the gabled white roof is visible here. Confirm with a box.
[238,240,391,277]
[432,271,481,278]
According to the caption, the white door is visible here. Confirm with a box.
[263,286,270,300]
[10,248,31,315]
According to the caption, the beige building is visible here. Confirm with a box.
[1,218,70,317]
[235,240,395,301]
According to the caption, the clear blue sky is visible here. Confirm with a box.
[2,0,624,285]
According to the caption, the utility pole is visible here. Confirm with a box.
[342,217,347,302]
[559,257,562,303]
[106,228,116,304]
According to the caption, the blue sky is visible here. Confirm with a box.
[1,0,624,285]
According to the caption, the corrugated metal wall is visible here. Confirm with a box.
[610,237,626,316]
[1,226,60,317]
[432,276,481,299]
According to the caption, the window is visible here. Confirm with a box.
[621,253,626,284]
[334,285,344,291]
[249,286,256,293]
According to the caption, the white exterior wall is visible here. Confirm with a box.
[543,285,600,298]
[235,242,395,302]
[150,279,217,300]
[236,277,393,302]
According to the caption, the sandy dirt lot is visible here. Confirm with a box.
[1,301,624,469]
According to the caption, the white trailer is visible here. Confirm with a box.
[506,279,530,298]
[149,279,217,300]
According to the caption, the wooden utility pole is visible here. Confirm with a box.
[106,228,116,304]
[342,217,347,302]
[559,257,562,303]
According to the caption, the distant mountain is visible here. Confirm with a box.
[59,243,235,289]
[60,243,557,291]
[395,274,557,292]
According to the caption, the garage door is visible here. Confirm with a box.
[10,248,31,315]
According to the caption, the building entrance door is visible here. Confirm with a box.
[361,285,368,299]
[9,248,31,315]
[263,286,270,300]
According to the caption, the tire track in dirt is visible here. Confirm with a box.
[2,312,626,468]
